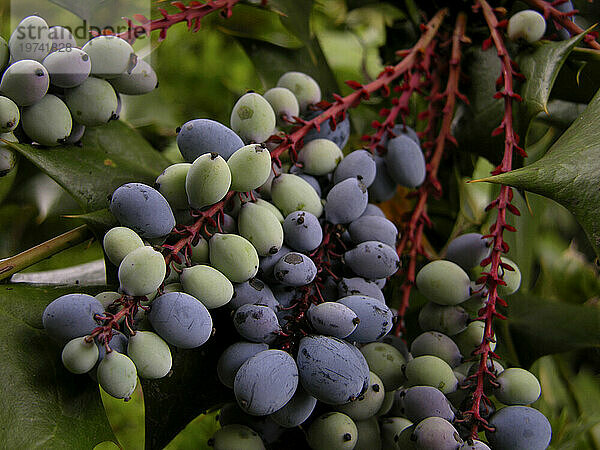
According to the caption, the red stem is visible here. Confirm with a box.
[88,295,142,348]
[114,0,241,44]
[524,0,600,50]
[364,43,435,155]
[269,9,449,165]
[394,13,468,335]
[463,0,524,437]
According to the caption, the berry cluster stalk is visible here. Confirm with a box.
[269,8,448,165]
[114,0,241,43]
[363,43,435,155]
[463,0,524,437]
[394,12,469,335]
[524,0,600,49]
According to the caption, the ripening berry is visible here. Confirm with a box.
[507,10,546,43]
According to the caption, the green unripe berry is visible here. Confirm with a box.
[404,355,458,394]
[227,144,272,192]
[271,173,323,218]
[118,246,166,296]
[307,412,358,450]
[0,96,19,132]
[336,371,386,421]
[97,351,138,399]
[209,233,259,283]
[209,424,265,450]
[230,92,276,144]
[95,291,122,309]
[298,139,343,176]
[454,321,496,357]
[410,331,463,368]
[263,87,300,126]
[507,10,546,43]
[381,417,413,449]
[65,77,118,126]
[110,59,158,95]
[190,236,209,264]
[376,390,395,417]
[416,260,471,305]
[61,336,99,374]
[254,198,284,223]
[181,264,234,309]
[9,16,51,62]
[155,163,191,209]
[127,331,172,379]
[82,35,137,79]
[360,342,406,391]
[277,71,321,111]
[354,417,381,450]
[494,368,541,405]
[103,226,145,266]
[186,153,232,209]
[0,60,49,106]
[22,94,72,146]
[163,282,183,293]
[238,202,284,256]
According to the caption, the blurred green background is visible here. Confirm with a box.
[0,0,598,449]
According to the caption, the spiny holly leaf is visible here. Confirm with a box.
[474,87,600,256]
[552,58,600,105]
[455,36,585,161]
[5,121,170,212]
[506,293,600,368]
[0,284,116,449]
[143,308,235,450]
[517,33,586,140]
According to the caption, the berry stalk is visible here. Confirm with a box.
[115,0,241,43]
[394,12,469,335]
[268,8,448,166]
[464,0,524,437]
[364,42,435,155]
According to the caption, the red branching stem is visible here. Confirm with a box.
[113,0,240,44]
[364,43,435,155]
[394,13,468,335]
[464,0,524,437]
[163,190,237,268]
[524,0,600,50]
[88,295,142,348]
[268,8,449,166]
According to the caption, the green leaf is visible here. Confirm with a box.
[48,0,103,19]
[507,294,600,367]
[142,309,234,450]
[6,121,170,212]
[235,37,338,96]
[453,47,505,162]
[0,284,116,449]
[268,0,338,94]
[229,0,338,96]
[517,33,586,138]
[474,87,600,256]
